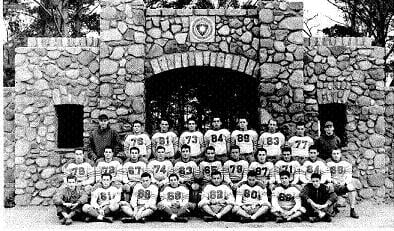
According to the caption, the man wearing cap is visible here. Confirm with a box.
[315,121,342,161]
[87,114,123,162]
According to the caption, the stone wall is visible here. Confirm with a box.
[4,87,15,207]
[13,40,99,205]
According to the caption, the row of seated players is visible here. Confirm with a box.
[120,119,317,163]
[58,144,359,225]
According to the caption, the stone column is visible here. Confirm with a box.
[100,0,146,134]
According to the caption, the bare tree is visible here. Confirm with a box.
[303,13,319,37]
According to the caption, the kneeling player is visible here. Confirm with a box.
[198,171,234,221]
[158,173,194,222]
[232,170,270,223]
[271,170,305,223]
[82,173,121,223]
[120,172,158,223]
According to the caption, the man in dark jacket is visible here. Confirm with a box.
[300,173,338,222]
[87,114,123,161]
[53,175,89,225]
[315,121,342,160]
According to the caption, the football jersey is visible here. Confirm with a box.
[235,183,269,206]
[223,160,249,184]
[124,133,151,157]
[248,161,275,185]
[95,158,123,182]
[173,160,199,183]
[204,129,230,155]
[272,186,301,211]
[300,159,331,184]
[231,130,258,154]
[91,186,121,207]
[199,184,235,206]
[152,131,178,158]
[327,160,352,184]
[130,183,158,208]
[179,131,204,157]
[63,161,95,185]
[199,161,223,184]
[287,135,314,158]
[147,160,173,183]
[160,185,189,207]
[122,160,147,184]
[274,160,301,184]
[258,132,285,157]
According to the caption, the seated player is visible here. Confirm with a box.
[158,173,195,222]
[122,147,147,202]
[95,146,123,188]
[249,148,275,190]
[54,175,88,225]
[62,148,95,193]
[230,117,258,162]
[120,172,158,223]
[271,170,305,223]
[223,145,249,191]
[301,173,338,222]
[300,145,331,185]
[327,149,359,219]
[198,171,234,222]
[287,122,314,163]
[258,119,285,162]
[199,146,223,186]
[124,120,152,162]
[82,173,121,223]
[204,116,231,163]
[151,119,178,160]
[179,118,204,163]
[173,144,200,203]
[147,146,174,188]
[274,147,301,187]
[232,170,271,223]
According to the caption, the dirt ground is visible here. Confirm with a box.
[2,200,394,231]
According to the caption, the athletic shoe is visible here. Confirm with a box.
[322,215,332,222]
[103,217,113,223]
[240,217,252,223]
[290,217,302,223]
[276,217,285,223]
[175,217,188,223]
[60,218,66,225]
[308,217,318,223]
[203,215,216,222]
[65,218,73,225]
[350,209,359,219]
[121,217,135,223]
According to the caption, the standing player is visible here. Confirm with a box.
[179,118,204,162]
[158,173,194,222]
[147,146,174,188]
[62,148,95,193]
[327,149,359,219]
[300,145,331,184]
[82,173,121,223]
[231,117,258,162]
[287,122,314,163]
[122,147,147,202]
[223,145,249,191]
[121,172,159,222]
[199,146,223,186]
[248,148,275,189]
[198,171,234,221]
[271,170,305,223]
[95,146,123,187]
[258,119,285,162]
[274,147,301,186]
[151,119,178,160]
[232,170,271,223]
[124,120,152,162]
[204,117,231,163]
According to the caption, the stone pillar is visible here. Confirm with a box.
[100,0,146,134]
[258,1,304,135]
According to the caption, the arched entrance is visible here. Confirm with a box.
[146,67,259,134]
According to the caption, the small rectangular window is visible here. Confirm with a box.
[318,103,347,145]
[55,104,84,148]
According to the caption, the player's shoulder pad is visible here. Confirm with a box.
[201,183,212,191]
[95,158,105,165]
[113,157,123,164]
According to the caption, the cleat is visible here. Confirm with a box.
[60,218,66,225]
[291,217,302,222]
[203,215,216,222]
[65,218,73,225]
[103,217,113,223]
[240,217,252,223]
[175,217,188,223]
[121,217,135,223]
[308,217,318,223]
[322,215,332,222]
[350,209,359,219]
[275,217,285,223]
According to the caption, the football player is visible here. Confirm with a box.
[231,117,258,162]
[223,145,249,191]
[151,119,178,160]
[198,146,223,186]
[287,122,314,163]
[258,119,285,162]
[248,148,275,190]
[95,146,123,188]
[179,118,204,162]
[122,147,147,202]
[124,120,152,162]
[274,147,301,186]
[300,145,331,184]
[204,117,231,163]
[147,146,174,188]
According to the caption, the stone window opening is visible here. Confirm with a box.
[55,104,84,148]
[318,103,348,145]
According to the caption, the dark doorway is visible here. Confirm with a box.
[55,104,84,148]
[146,67,259,134]
[318,103,347,144]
